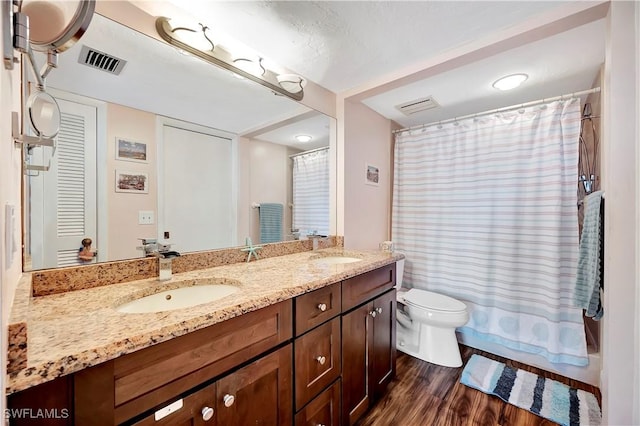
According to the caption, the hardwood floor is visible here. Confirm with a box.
[356,345,601,426]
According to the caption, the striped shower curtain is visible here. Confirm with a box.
[392,99,588,366]
[292,148,330,237]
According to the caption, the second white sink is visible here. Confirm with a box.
[116,284,239,314]
[311,256,362,265]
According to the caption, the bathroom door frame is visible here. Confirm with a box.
[30,88,107,268]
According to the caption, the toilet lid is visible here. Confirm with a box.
[403,288,467,312]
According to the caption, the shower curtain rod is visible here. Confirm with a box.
[289,145,329,158]
[392,87,601,135]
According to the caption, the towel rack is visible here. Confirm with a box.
[577,191,605,207]
[252,203,294,208]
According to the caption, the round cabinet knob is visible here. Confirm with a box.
[223,394,235,408]
[316,355,326,365]
[201,406,214,421]
[317,303,327,312]
[376,307,383,314]
[369,310,377,318]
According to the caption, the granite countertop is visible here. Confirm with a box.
[7,248,402,394]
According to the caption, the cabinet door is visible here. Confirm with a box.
[294,317,341,409]
[341,302,373,426]
[295,379,341,426]
[371,289,396,400]
[215,345,292,426]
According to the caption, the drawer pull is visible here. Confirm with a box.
[369,310,377,318]
[154,398,183,421]
[201,406,214,421]
[317,303,327,312]
[376,307,383,314]
[316,355,326,365]
[223,394,235,408]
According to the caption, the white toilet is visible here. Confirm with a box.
[395,257,469,367]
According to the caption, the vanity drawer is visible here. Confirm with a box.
[294,317,341,410]
[131,382,216,426]
[106,300,292,424]
[295,379,341,426]
[342,263,395,312]
[295,282,341,336]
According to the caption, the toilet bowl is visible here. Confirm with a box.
[395,257,469,367]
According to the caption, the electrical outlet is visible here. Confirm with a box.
[139,210,155,225]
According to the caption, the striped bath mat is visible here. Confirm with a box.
[461,354,601,426]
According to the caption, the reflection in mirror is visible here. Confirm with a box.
[23,13,334,271]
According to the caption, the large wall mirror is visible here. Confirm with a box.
[23,12,335,271]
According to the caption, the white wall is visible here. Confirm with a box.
[601,1,639,424]
[238,138,296,244]
[108,104,158,259]
[635,4,640,423]
[343,100,393,249]
[0,16,23,416]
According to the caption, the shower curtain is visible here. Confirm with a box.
[392,99,588,366]
[292,148,330,237]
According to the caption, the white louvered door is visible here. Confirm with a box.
[35,99,97,268]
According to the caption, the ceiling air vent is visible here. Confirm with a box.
[395,96,439,116]
[78,45,126,75]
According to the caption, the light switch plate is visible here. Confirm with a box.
[138,210,154,225]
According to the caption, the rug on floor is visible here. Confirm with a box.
[460,354,601,426]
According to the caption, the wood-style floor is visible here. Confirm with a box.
[356,345,601,426]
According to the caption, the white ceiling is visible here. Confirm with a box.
[363,19,605,127]
[164,1,606,126]
[39,1,606,144]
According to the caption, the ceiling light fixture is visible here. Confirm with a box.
[156,16,305,101]
[492,73,528,91]
[277,74,307,94]
[233,57,266,77]
[295,135,312,143]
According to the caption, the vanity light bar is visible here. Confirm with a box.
[155,17,304,101]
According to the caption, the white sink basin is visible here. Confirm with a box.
[116,284,239,314]
[311,256,362,265]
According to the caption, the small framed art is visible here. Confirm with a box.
[115,170,149,194]
[115,137,147,163]
[366,163,380,186]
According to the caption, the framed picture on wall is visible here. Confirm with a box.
[115,137,147,163]
[115,170,149,193]
[365,163,380,186]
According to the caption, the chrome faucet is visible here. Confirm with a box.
[137,239,180,280]
[307,233,328,250]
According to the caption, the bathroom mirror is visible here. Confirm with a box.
[23,13,335,271]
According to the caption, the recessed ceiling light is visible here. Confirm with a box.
[295,135,312,143]
[492,73,528,91]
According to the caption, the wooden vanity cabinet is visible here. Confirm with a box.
[293,283,342,423]
[341,264,397,426]
[294,317,341,410]
[131,345,292,426]
[294,379,341,426]
[8,262,398,426]
[74,300,293,425]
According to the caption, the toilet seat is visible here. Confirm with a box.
[403,288,467,313]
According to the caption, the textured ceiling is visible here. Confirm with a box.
[41,1,606,144]
[169,1,579,93]
[363,18,605,127]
